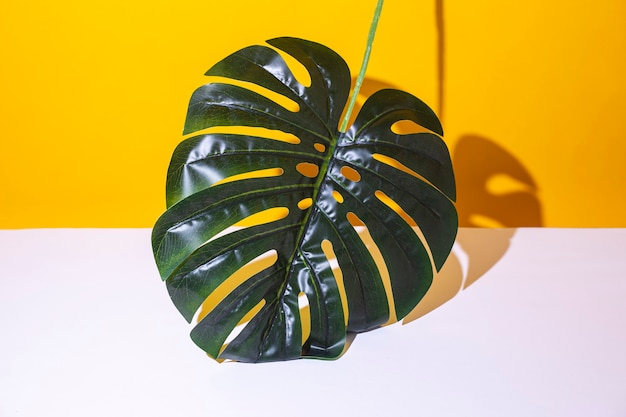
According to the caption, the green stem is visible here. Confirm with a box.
[339,0,385,133]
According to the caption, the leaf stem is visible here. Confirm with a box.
[339,0,384,133]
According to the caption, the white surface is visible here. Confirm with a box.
[1,228,625,417]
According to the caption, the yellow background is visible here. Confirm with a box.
[2,0,625,228]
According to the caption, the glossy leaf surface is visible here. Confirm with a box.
[152,37,457,362]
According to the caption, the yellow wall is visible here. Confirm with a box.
[1,0,625,228]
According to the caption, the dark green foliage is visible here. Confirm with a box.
[152,37,457,363]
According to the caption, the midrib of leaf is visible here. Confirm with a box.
[255,135,340,358]
[259,0,387,347]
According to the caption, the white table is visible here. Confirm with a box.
[1,228,625,417]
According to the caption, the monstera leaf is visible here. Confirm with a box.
[152,37,457,363]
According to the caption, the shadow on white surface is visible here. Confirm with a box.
[2,228,626,417]
[323,227,515,361]
[404,228,516,324]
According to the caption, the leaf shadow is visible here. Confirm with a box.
[342,223,514,353]
[351,0,543,330]
[195,80,542,361]
[402,136,542,323]
[402,227,516,325]
[453,134,544,227]
[345,79,540,331]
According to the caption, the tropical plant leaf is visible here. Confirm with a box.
[152,37,457,363]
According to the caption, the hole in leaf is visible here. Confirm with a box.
[375,191,436,271]
[390,120,431,135]
[314,143,326,153]
[340,166,361,182]
[373,153,430,185]
[321,240,348,325]
[346,211,365,228]
[211,168,284,187]
[196,250,278,323]
[204,207,289,246]
[221,299,267,350]
[271,48,312,87]
[234,207,289,228]
[186,126,300,144]
[374,190,417,227]
[332,190,344,203]
[346,212,396,324]
[298,292,311,346]
[296,162,319,178]
[204,76,300,112]
[297,198,313,210]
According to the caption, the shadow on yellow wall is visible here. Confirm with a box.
[453,135,543,228]
[356,76,543,228]
[345,75,538,329]
[433,0,542,228]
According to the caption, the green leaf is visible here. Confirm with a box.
[152,37,457,362]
